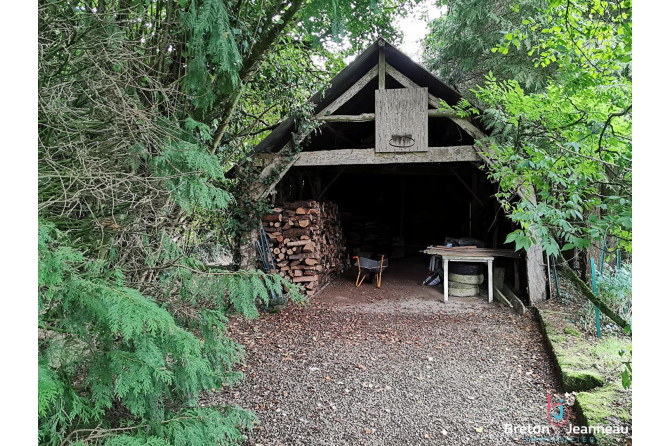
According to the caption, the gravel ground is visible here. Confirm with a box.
[204,263,578,445]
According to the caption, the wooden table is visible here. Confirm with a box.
[442,255,494,303]
[423,247,521,303]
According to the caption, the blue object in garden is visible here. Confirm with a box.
[590,258,601,339]
[600,237,607,275]
[551,254,561,299]
[257,224,284,305]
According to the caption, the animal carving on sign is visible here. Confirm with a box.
[389,134,415,148]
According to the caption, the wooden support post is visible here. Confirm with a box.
[317,167,346,200]
[443,258,449,303]
[487,259,493,303]
[378,41,386,90]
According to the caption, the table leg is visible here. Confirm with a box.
[443,257,449,303]
[488,260,493,303]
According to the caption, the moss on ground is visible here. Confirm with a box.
[539,307,632,445]
[590,337,630,369]
[564,325,582,337]
[563,370,605,392]
[554,347,591,371]
[575,383,632,445]
[576,383,631,424]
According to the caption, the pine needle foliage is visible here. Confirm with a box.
[181,0,243,111]
[424,0,553,98]
[39,222,257,445]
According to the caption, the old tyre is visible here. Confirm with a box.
[448,272,485,285]
[448,280,480,290]
[449,262,484,275]
[448,284,480,297]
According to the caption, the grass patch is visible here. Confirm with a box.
[563,370,604,392]
[576,383,631,423]
[564,325,582,337]
[590,337,630,369]
[575,383,632,445]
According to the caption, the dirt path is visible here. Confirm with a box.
[205,261,576,445]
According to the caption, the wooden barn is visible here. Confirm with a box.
[248,38,547,306]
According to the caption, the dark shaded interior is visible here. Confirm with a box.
[274,161,528,298]
[276,163,516,253]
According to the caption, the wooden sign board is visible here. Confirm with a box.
[375,87,428,153]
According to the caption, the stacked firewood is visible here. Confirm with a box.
[261,201,347,296]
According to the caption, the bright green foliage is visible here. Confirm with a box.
[583,264,632,330]
[38,222,256,444]
[425,0,553,97]
[299,0,416,52]
[439,0,632,256]
[619,343,632,389]
[181,0,243,110]
[152,141,233,213]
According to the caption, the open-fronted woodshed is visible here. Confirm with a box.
[248,38,547,306]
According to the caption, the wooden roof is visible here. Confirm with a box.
[253,37,483,154]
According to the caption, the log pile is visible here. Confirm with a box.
[262,201,347,296]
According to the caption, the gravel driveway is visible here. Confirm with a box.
[205,269,575,445]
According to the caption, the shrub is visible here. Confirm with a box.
[38,222,262,445]
[580,263,632,334]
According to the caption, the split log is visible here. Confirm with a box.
[286,240,311,247]
[283,227,311,238]
[288,253,319,260]
[293,275,320,283]
[261,213,282,223]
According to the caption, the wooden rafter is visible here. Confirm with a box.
[315,65,378,118]
[315,109,462,123]
[257,146,479,166]
[385,64,442,108]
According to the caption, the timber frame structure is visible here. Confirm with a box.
[247,38,547,306]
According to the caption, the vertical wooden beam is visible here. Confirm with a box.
[378,40,386,90]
